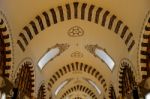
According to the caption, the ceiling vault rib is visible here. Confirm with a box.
[0,17,12,79]
[139,13,150,79]
[60,84,98,99]
[16,2,135,52]
[48,62,107,98]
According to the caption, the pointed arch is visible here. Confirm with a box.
[118,59,136,97]
[109,85,117,99]
[37,84,46,99]
[14,61,35,98]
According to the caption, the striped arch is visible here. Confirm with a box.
[73,97,82,99]
[37,84,46,99]
[14,61,35,98]
[139,11,150,80]
[47,62,107,93]
[17,2,135,52]
[0,14,12,79]
[118,59,136,97]
[108,85,116,99]
[60,84,98,99]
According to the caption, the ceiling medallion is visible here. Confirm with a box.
[71,51,83,58]
[68,26,84,37]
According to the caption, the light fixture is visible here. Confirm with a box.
[88,80,101,94]
[95,48,115,71]
[55,80,69,96]
[145,92,150,99]
[38,47,60,69]
[1,93,6,99]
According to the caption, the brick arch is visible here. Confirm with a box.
[37,84,46,99]
[48,62,107,94]
[14,61,35,98]
[118,60,136,97]
[139,11,150,80]
[0,16,12,79]
[60,84,97,99]
[17,2,135,52]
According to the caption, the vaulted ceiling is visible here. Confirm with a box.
[0,0,150,99]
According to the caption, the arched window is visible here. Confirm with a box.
[95,48,115,71]
[38,47,60,69]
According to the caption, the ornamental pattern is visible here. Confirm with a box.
[68,26,84,37]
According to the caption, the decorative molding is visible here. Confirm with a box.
[118,58,136,97]
[85,45,97,56]
[71,51,83,58]
[55,43,70,53]
[0,10,12,32]
[17,2,135,52]
[43,43,69,62]
[138,11,150,80]
[47,62,107,97]
[85,44,115,71]
[68,26,84,37]
[120,58,133,68]
[37,84,46,99]
[108,85,116,99]
[37,43,69,70]
[13,58,35,98]
[60,84,98,99]
[0,13,13,79]
[13,57,34,81]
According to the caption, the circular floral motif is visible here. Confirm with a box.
[71,51,83,58]
[68,26,84,37]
